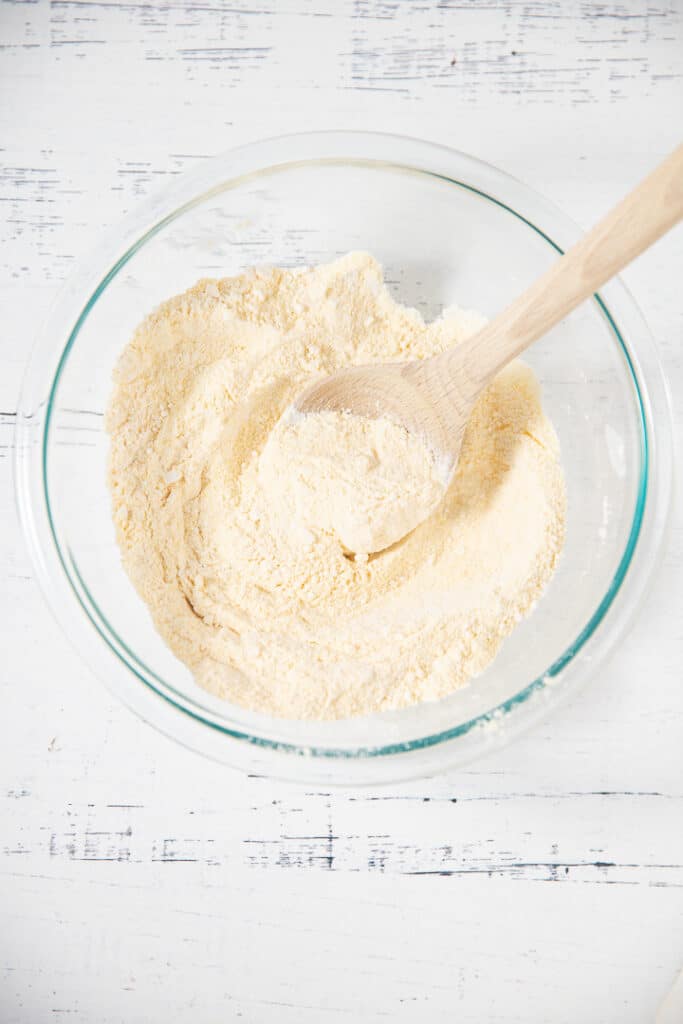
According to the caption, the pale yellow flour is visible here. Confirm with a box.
[107,252,566,720]
[259,408,450,559]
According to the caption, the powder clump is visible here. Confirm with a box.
[259,408,449,559]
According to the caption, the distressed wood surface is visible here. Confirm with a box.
[1,1,683,1021]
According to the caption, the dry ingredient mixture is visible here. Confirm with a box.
[107,252,566,720]
[259,407,450,559]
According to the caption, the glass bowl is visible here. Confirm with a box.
[15,132,672,784]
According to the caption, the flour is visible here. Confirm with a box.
[259,408,450,559]
[107,252,566,720]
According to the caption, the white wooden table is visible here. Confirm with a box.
[2,2,682,1021]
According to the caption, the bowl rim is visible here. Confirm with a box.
[14,130,674,778]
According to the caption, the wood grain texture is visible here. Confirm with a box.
[1,1,683,1022]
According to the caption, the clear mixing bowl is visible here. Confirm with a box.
[15,132,672,783]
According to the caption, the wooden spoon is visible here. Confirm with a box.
[295,144,683,551]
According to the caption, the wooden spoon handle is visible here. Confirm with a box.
[453,143,683,389]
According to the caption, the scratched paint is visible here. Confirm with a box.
[4,781,683,884]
